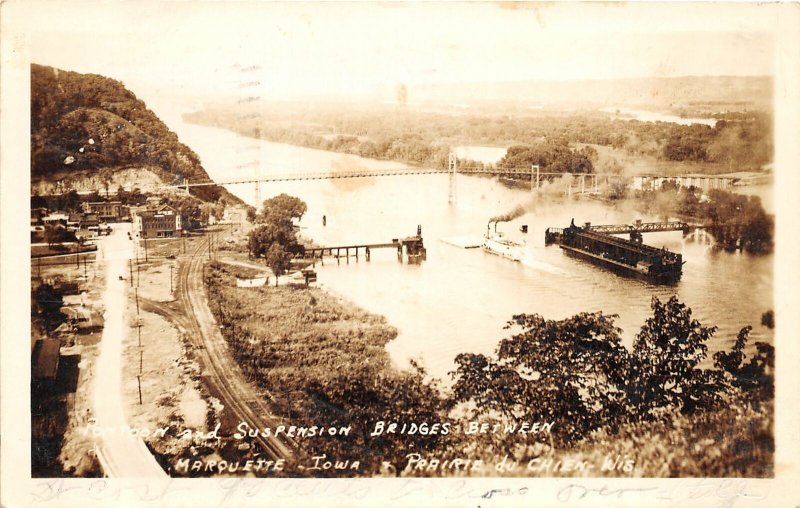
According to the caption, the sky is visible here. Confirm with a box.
[21,1,778,102]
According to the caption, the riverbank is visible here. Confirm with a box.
[204,260,447,476]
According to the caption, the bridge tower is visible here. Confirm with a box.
[448,153,457,205]
[531,164,540,191]
[253,127,261,207]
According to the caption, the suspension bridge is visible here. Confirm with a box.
[165,154,739,205]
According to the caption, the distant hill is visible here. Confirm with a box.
[31,64,238,204]
[408,75,773,113]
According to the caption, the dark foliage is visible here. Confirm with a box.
[32,283,66,332]
[497,140,594,175]
[248,194,307,282]
[450,296,774,452]
[31,64,238,205]
[638,186,774,254]
[629,297,722,418]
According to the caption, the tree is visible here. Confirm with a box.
[761,310,774,329]
[32,283,66,332]
[628,296,722,419]
[246,206,257,223]
[256,193,307,224]
[450,311,630,444]
[713,326,775,406]
[264,243,292,286]
[248,222,300,259]
[43,225,75,247]
[248,195,306,267]
[44,225,60,247]
[98,168,113,197]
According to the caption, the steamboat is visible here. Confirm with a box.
[483,221,525,262]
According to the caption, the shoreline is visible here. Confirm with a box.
[203,258,447,476]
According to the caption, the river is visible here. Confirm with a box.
[156,107,773,382]
[601,107,718,127]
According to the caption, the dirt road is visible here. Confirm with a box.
[91,224,166,477]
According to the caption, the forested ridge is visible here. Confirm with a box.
[186,103,772,172]
[31,64,236,204]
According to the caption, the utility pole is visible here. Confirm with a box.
[139,350,143,374]
[129,259,133,287]
[144,237,148,262]
[137,321,142,347]
[136,375,142,405]
[135,287,139,315]
[170,264,173,294]
[182,236,186,254]
[84,257,87,280]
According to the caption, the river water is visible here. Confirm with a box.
[159,110,773,382]
[600,107,718,127]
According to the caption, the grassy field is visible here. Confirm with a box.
[204,261,446,475]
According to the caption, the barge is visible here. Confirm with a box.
[545,221,683,284]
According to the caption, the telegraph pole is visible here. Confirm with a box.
[129,259,133,287]
[135,287,139,315]
[144,237,148,262]
[136,375,142,405]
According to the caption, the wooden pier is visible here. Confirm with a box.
[302,226,426,264]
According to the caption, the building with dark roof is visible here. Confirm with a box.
[87,201,126,222]
[134,204,182,239]
[32,339,61,381]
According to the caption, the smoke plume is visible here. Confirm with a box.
[490,204,526,223]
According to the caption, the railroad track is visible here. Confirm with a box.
[151,234,299,463]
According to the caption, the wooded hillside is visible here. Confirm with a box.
[31,64,237,204]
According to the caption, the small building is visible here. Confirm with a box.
[135,204,182,239]
[67,213,82,228]
[43,213,69,226]
[80,213,100,230]
[75,229,96,243]
[32,339,61,381]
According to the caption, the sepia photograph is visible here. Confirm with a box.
[3,1,800,506]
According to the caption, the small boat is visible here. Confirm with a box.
[482,226,525,262]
